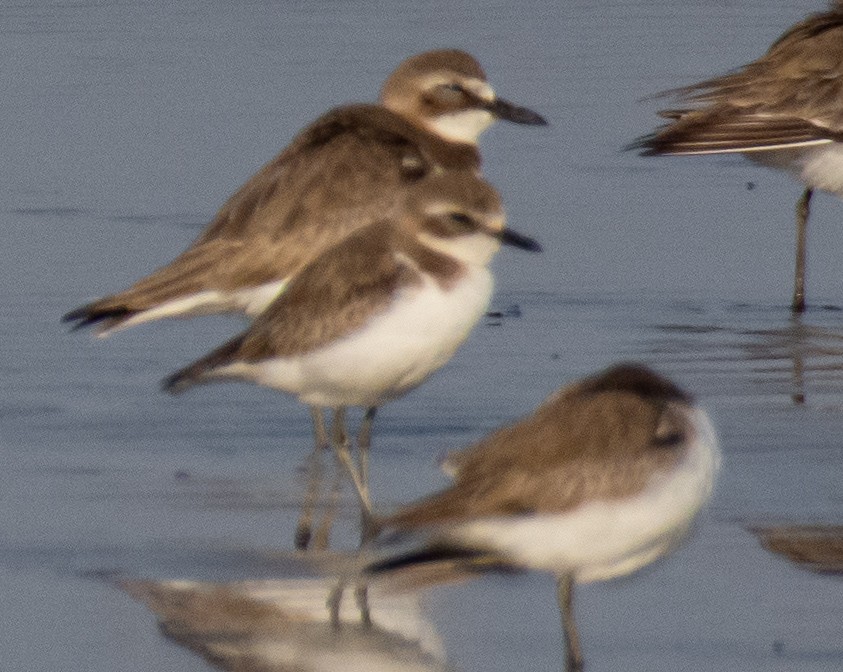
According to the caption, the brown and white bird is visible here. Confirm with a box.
[161,171,541,519]
[631,2,843,313]
[63,49,545,333]
[341,364,719,672]
[62,49,546,545]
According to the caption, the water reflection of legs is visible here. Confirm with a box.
[788,313,806,405]
[326,576,373,629]
[556,575,583,672]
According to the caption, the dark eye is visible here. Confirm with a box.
[449,212,473,227]
[438,82,464,95]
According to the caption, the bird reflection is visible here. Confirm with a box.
[645,308,843,407]
[123,577,455,672]
[750,525,843,577]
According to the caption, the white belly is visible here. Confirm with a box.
[245,267,494,407]
[449,410,720,583]
[747,141,843,196]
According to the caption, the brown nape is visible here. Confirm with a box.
[577,362,693,404]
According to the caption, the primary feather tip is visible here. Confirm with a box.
[161,369,193,395]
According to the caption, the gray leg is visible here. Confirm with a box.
[311,455,343,551]
[352,407,379,626]
[788,314,807,406]
[792,188,812,314]
[331,408,373,515]
[556,575,584,672]
[356,406,378,540]
[294,407,330,550]
[294,444,324,550]
[327,409,377,627]
[311,406,330,450]
[357,407,377,503]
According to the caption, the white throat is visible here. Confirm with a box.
[426,109,495,144]
[417,230,501,266]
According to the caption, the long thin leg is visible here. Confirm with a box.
[792,187,812,314]
[311,406,330,450]
[311,453,343,550]
[294,443,324,550]
[325,408,378,628]
[294,407,330,550]
[330,408,373,515]
[356,406,378,540]
[352,407,378,627]
[357,407,376,501]
[556,575,584,672]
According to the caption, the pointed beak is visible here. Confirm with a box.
[485,97,548,126]
[500,227,543,252]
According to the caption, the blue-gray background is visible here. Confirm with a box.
[2,1,841,670]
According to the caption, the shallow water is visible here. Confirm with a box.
[3,0,842,670]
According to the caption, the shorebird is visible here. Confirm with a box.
[338,364,719,672]
[161,171,542,526]
[630,2,843,313]
[62,50,545,332]
[62,49,546,546]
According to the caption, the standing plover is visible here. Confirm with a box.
[63,49,546,545]
[161,171,541,525]
[631,2,843,312]
[63,50,545,331]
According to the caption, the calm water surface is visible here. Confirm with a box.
[2,0,842,670]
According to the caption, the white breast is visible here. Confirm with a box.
[247,265,494,408]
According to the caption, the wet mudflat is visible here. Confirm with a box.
[2,0,841,671]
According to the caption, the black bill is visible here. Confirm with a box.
[486,97,548,126]
[500,227,543,252]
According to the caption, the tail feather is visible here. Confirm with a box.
[62,305,132,333]
[61,239,253,334]
[161,337,246,395]
[366,545,486,575]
